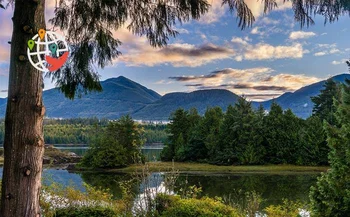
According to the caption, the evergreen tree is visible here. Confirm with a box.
[161,108,190,161]
[311,79,340,126]
[185,108,206,161]
[263,102,285,163]
[201,107,224,161]
[234,97,264,165]
[81,115,144,168]
[310,76,350,216]
[215,105,236,164]
[299,116,328,165]
[283,109,304,163]
[251,104,266,163]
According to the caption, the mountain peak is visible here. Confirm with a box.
[331,73,350,82]
[104,76,131,83]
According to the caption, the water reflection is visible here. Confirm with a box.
[175,174,317,208]
[77,171,318,209]
[0,167,319,211]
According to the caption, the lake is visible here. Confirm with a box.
[0,146,320,213]
[0,167,319,213]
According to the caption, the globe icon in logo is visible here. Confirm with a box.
[27,29,69,72]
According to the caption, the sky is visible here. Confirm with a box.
[0,1,349,101]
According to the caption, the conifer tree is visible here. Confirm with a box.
[311,79,341,126]
[310,61,350,216]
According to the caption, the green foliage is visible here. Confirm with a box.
[155,194,240,217]
[311,78,341,126]
[299,116,329,165]
[216,98,264,165]
[143,124,168,144]
[310,77,350,216]
[81,115,145,168]
[40,181,128,217]
[0,118,167,146]
[47,0,210,98]
[223,191,262,217]
[162,97,330,166]
[54,207,118,217]
[161,108,195,161]
[264,199,304,217]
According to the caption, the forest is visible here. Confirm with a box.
[0,78,341,167]
[161,79,340,166]
[0,118,168,145]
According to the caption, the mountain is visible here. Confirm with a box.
[0,73,349,120]
[0,98,5,106]
[0,98,6,114]
[254,73,350,118]
[0,76,161,118]
[43,76,161,118]
[132,89,239,120]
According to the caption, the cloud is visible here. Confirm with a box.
[244,43,303,60]
[120,43,235,67]
[169,67,272,82]
[169,67,320,101]
[332,59,348,65]
[174,28,190,34]
[259,17,280,25]
[231,37,249,46]
[197,0,292,25]
[261,73,320,85]
[314,52,327,56]
[0,43,10,63]
[317,43,337,49]
[289,31,316,40]
[244,93,281,100]
[329,48,340,54]
[245,0,292,18]
[198,0,227,24]
[251,27,263,35]
[119,34,304,67]
[313,43,343,57]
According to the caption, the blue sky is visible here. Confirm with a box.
[0,1,349,101]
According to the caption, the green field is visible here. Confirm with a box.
[83,162,329,174]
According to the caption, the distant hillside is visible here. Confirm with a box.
[132,89,239,120]
[0,76,161,118]
[0,98,5,115]
[0,98,5,106]
[43,76,161,118]
[0,73,349,120]
[254,73,350,118]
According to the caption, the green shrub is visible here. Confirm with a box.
[264,199,303,217]
[81,115,144,168]
[155,194,240,217]
[55,206,118,217]
[40,182,128,217]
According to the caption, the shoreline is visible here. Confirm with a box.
[70,162,329,174]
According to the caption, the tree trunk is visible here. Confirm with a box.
[1,0,46,216]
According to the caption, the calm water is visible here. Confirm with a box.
[0,146,321,211]
[0,167,319,210]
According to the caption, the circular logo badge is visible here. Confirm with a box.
[27,29,69,72]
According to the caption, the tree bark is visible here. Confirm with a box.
[1,0,46,216]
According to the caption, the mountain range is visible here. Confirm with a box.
[0,74,349,120]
